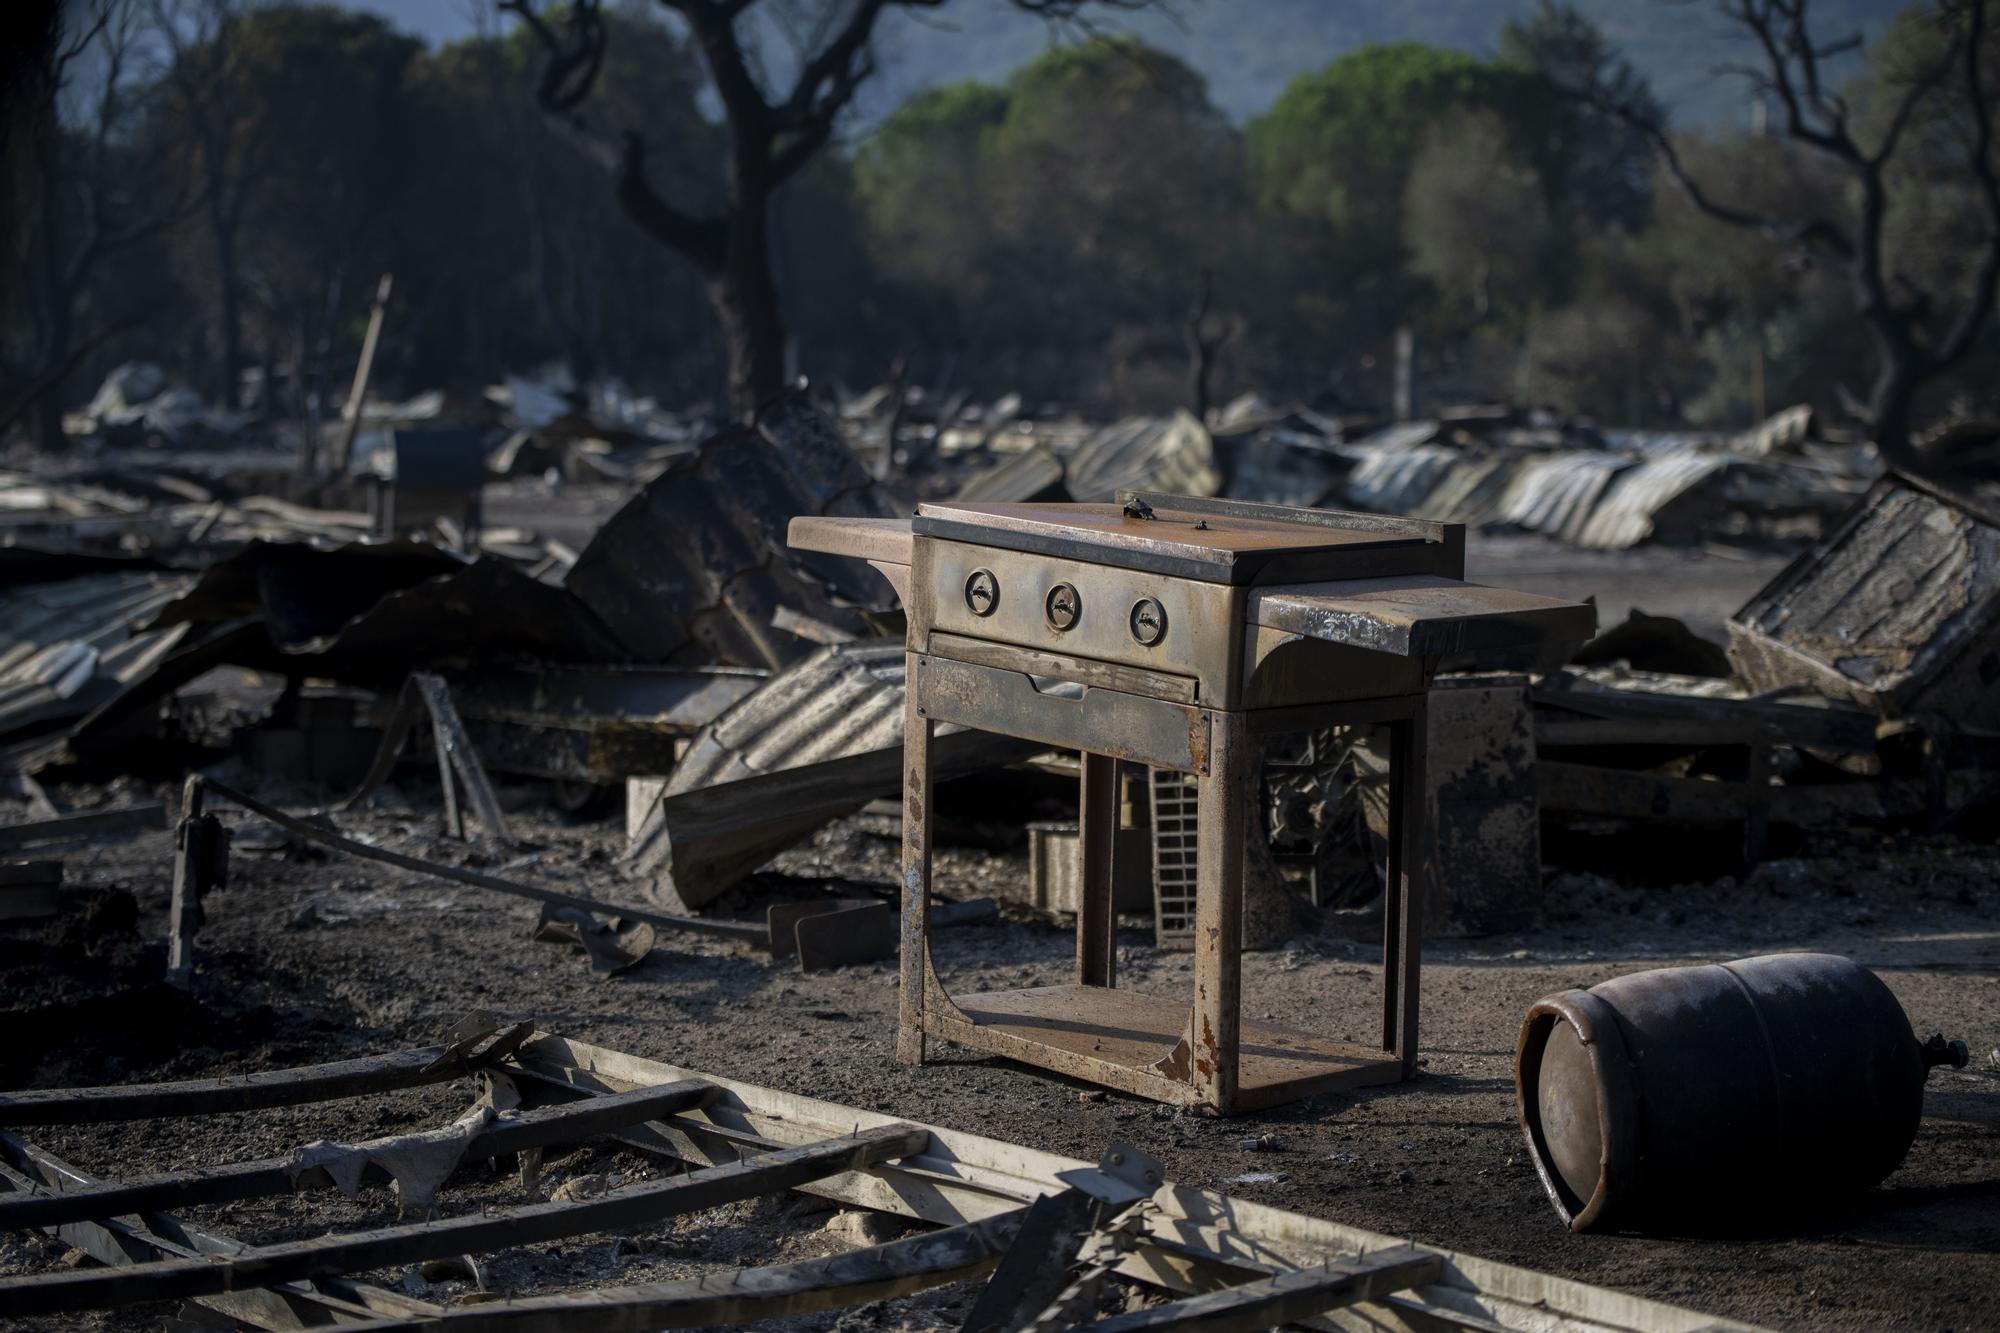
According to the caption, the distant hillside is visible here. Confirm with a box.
[862,0,1905,129]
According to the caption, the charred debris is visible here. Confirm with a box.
[4,368,1998,971]
[1,364,1995,1330]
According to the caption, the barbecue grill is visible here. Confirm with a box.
[791,492,1593,1112]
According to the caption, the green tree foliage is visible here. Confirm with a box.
[1404,110,1555,328]
[19,1,1999,449]
[856,81,1008,278]
[853,37,1251,411]
[1248,44,1539,248]
[853,82,1010,369]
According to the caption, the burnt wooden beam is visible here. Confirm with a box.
[413,671,513,844]
[0,1025,529,1126]
[0,1139,440,1329]
[166,774,228,985]
[202,777,769,946]
[0,1078,715,1230]
[961,1188,1110,1333]
[0,803,166,852]
[1085,1248,1443,1331]
[319,1206,1027,1331]
[0,1123,929,1315]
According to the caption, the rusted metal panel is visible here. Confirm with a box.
[1250,577,1595,658]
[567,398,902,670]
[914,499,1441,586]
[913,654,1210,775]
[1729,473,2000,726]
[1425,676,1540,935]
[918,538,1244,704]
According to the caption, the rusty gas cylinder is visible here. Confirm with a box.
[1515,953,1966,1232]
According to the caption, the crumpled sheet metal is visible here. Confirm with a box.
[1344,444,1463,516]
[0,572,197,749]
[1728,473,2000,724]
[291,1092,510,1215]
[1575,450,1729,549]
[1342,436,1860,551]
[142,539,623,686]
[665,639,908,795]
[1062,410,1221,503]
[1496,452,1633,544]
[533,902,657,977]
[564,395,902,671]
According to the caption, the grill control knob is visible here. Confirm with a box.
[965,569,999,616]
[1129,597,1167,646]
[1045,583,1082,631]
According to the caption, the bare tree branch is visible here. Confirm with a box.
[1538,0,2000,460]
[498,0,604,112]
[501,0,1166,414]
[504,0,726,270]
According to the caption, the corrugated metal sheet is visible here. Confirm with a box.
[1576,450,1728,549]
[1411,454,1521,526]
[0,573,195,743]
[954,443,1070,504]
[1496,453,1633,544]
[1217,430,1347,508]
[666,640,909,794]
[1344,445,1461,514]
[565,394,902,671]
[1063,411,1220,502]
[1349,421,1442,452]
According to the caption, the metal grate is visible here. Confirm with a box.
[1149,766,1201,949]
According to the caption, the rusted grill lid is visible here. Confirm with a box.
[912,493,1451,586]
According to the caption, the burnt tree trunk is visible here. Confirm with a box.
[1864,353,1923,470]
[706,198,787,417]
[514,0,1167,424]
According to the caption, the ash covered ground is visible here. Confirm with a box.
[1,537,1994,1333]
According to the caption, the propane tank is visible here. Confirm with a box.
[1515,952,1967,1233]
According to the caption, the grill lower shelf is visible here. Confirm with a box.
[930,983,1404,1111]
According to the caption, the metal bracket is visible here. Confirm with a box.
[1053,1141,1163,1210]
